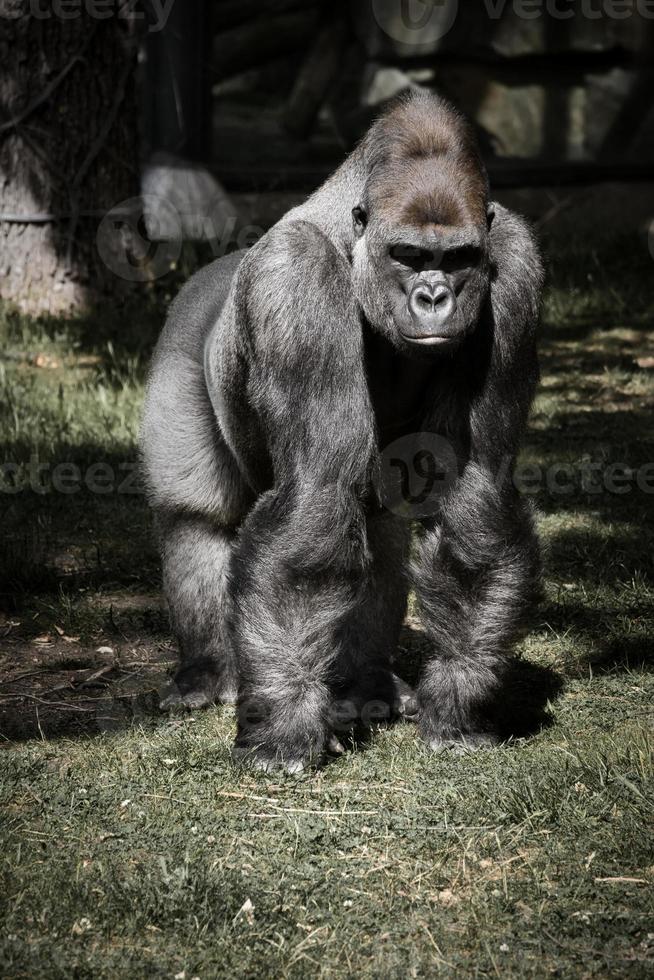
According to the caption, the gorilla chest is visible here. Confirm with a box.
[363,325,439,448]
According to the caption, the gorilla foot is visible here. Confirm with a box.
[159,660,237,712]
[232,746,308,774]
[231,743,324,773]
[160,687,215,711]
[232,733,346,772]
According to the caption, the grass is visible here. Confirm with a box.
[0,235,653,978]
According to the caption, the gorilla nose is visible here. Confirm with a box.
[408,282,456,337]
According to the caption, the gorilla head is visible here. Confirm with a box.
[351,93,493,355]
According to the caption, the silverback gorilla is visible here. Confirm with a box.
[140,92,543,771]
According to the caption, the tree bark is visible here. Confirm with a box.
[0,4,140,314]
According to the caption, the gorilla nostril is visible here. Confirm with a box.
[409,281,456,335]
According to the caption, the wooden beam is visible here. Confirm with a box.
[211,0,322,32]
[210,9,321,82]
[283,17,348,138]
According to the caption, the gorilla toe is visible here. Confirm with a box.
[425,731,500,755]
[231,744,313,774]
[391,673,419,720]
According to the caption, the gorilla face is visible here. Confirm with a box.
[351,163,492,357]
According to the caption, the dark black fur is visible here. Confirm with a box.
[141,92,543,770]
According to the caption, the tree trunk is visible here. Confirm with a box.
[0,5,140,314]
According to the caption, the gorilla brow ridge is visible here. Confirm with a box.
[371,159,486,229]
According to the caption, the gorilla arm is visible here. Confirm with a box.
[206,221,377,770]
[412,205,544,750]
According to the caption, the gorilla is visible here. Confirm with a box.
[140,91,543,771]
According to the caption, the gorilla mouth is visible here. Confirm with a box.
[400,332,458,346]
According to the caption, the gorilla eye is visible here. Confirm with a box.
[389,244,432,269]
[441,246,482,271]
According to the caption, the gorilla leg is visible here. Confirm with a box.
[229,486,372,771]
[208,220,378,770]
[159,514,238,709]
[412,465,540,751]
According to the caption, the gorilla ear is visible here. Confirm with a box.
[352,205,368,238]
[486,203,496,231]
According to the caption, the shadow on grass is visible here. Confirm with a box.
[0,446,158,610]
[497,657,564,741]
[528,405,654,450]
[539,596,653,649]
[539,312,653,346]
[582,634,653,675]
[544,524,654,585]
[0,244,218,382]
[0,646,171,743]
[1,294,162,373]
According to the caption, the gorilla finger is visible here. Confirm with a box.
[231,744,311,774]
[425,732,500,755]
[390,673,419,720]
[327,734,346,755]
[159,687,215,712]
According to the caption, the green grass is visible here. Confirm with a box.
[1,235,653,978]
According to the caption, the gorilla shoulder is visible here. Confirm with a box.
[235,220,357,357]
